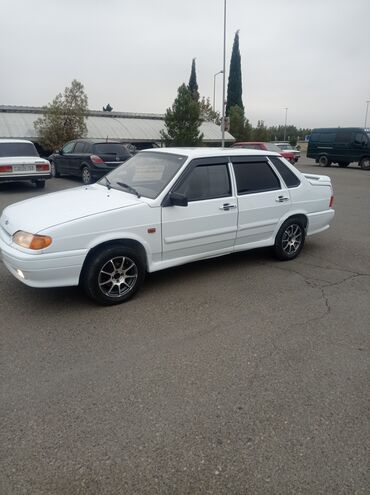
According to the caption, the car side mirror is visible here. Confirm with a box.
[166,192,188,207]
[58,149,63,155]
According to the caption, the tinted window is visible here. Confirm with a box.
[0,142,38,157]
[319,133,335,143]
[62,142,75,154]
[269,156,300,188]
[335,132,351,143]
[176,164,231,201]
[232,161,281,194]
[310,133,320,142]
[354,132,367,145]
[94,143,131,156]
[74,142,88,153]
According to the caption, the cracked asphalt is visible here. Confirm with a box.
[0,156,369,494]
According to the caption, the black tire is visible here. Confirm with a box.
[359,157,370,170]
[318,155,330,167]
[34,180,45,189]
[338,162,349,168]
[50,161,60,178]
[81,245,145,305]
[81,166,92,184]
[274,218,306,261]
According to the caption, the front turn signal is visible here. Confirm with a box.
[13,231,52,250]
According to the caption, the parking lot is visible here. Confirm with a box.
[1,155,369,494]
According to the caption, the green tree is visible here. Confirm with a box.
[229,105,251,141]
[252,120,269,141]
[226,31,243,115]
[160,84,203,146]
[35,79,88,151]
[188,58,199,101]
[199,96,220,124]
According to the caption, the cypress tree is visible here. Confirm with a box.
[188,58,199,101]
[226,31,243,115]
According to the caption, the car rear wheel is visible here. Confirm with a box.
[318,155,330,167]
[50,161,60,178]
[359,157,370,170]
[274,218,306,261]
[81,245,145,305]
[34,180,45,189]
[81,166,92,184]
[338,162,349,168]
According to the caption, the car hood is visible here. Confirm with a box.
[1,184,143,235]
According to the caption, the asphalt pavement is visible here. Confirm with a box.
[0,156,369,494]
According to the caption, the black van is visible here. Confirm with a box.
[307,128,370,169]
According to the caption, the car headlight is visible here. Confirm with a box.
[13,231,52,250]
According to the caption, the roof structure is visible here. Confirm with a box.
[0,106,235,144]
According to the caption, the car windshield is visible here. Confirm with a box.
[0,142,39,157]
[93,143,130,155]
[100,151,187,199]
[265,143,282,152]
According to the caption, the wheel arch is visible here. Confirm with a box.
[274,212,309,239]
[79,237,150,284]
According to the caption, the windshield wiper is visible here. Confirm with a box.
[103,176,111,190]
[116,181,141,198]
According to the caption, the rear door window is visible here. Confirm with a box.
[231,158,281,195]
[74,142,88,153]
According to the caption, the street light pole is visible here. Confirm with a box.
[221,0,227,148]
[364,100,370,128]
[283,107,288,141]
[213,70,223,111]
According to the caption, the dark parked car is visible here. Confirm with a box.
[307,128,370,169]
[49,140,132,184]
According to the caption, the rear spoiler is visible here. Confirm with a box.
[303,173,332,186]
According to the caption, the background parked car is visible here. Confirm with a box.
[273,142,300,162]
[0,139,51,188]
[49,139,132,184]
[231,142,296,163]
[307,127,370,169]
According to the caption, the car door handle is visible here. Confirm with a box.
[275,196,290,203]
[220,203,237,211]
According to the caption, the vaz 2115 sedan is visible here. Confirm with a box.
[0,148,335,305]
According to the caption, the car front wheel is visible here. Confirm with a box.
[274,218,305,261]
[81,245,145,305]
[50,161,60,178]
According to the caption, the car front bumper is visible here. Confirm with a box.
[0,236,87,288]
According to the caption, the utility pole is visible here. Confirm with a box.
[364,100,370,128]
[213,70,223,111]
[221,0,227,148]
[283,107,288,141]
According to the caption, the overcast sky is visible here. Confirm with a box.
[1,0,370,128]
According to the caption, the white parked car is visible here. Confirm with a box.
[0,148,334,305]
[0,139,51,188]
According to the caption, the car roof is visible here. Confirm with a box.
[72,139,123,144]
[0,139,34,144]
[140,147,281,159]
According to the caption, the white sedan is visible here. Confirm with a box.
[0,139,51,188]
[0,148,334,305]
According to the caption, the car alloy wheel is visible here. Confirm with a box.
[281,224,303,256]
[98,256,138,298]
[82,166,92,184]
[274,218,306,261]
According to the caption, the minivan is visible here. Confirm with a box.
[307,128,370,169]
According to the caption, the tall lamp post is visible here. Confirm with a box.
[221,0,227,148]
[213,70,223,111]
[364,100,370,128]
[283,107,288,141]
